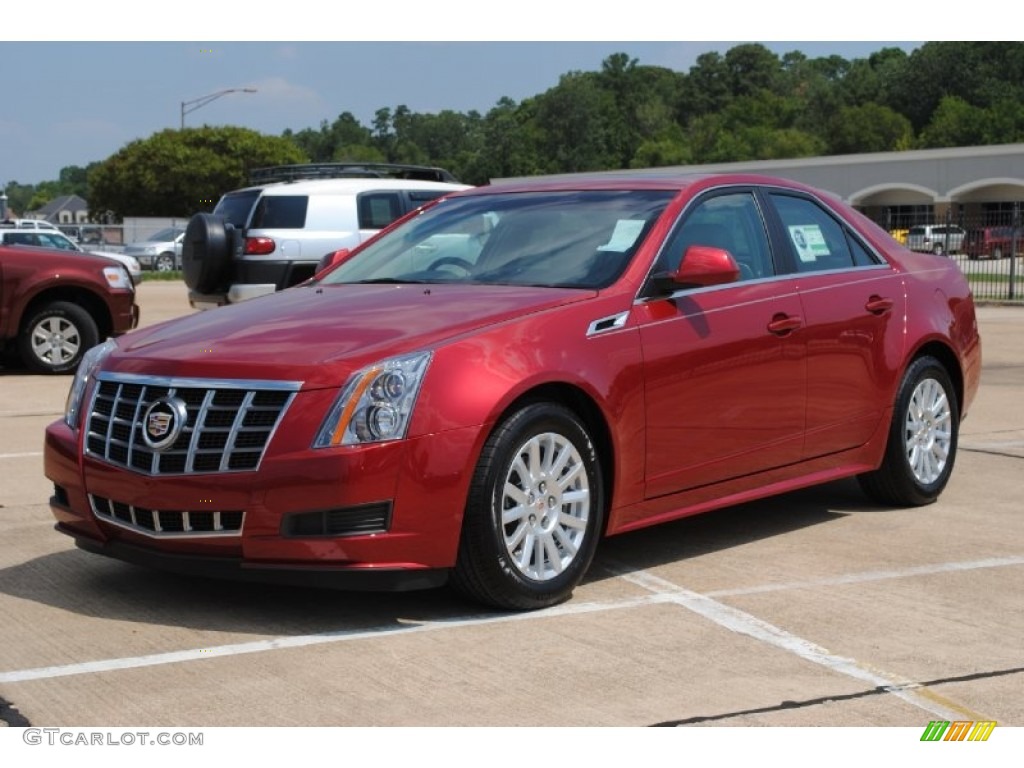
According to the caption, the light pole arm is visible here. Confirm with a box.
[180,88,257,129]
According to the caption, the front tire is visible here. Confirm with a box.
[858,356,959,506]
[18,301,99,374]
[451,403,604,611]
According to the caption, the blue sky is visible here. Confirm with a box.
[9,0,958,189]
[0,40,925,187]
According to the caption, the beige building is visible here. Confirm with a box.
[505,143,1024,231]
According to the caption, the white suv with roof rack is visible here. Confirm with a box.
[1,218,61,231]
[183,163,470,309]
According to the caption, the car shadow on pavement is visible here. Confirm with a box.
[585,477,891,585]
[0,479,891,636]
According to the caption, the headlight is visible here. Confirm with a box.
[65,339,117,428]
[313,351,432,447]
[103,265,133,291]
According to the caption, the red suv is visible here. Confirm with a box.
[963,226,1022,260]
[1,244,139,373]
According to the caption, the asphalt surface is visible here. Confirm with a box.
[0,281,1021,728]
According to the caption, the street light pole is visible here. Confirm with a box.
[180,87,257,129]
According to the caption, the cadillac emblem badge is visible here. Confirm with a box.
[141,397,188,451]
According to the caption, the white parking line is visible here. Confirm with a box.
[612,565,986,722]
[1,554,1016,719]
[705,555,1024,597]
[0,593,667,684]
[0,452,43,460]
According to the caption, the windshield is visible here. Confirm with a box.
[318,190,675,289]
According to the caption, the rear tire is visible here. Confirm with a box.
[155,252,176,272]
[451,402,604,611]
[18,301,99,374]
[858,356,958,506]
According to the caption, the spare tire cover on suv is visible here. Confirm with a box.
[183,213,236,294]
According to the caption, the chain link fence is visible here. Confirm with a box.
[56,219,191,254]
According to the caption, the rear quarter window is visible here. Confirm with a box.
[250,196,309,229]
[213,190,262,228]
[357,193,403,230]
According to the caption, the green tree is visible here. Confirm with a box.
[89,126,307,219]
[891,42,1024,133]
[283,111,373,163]
[918,95,988,148]
[827,103,913,154]
[458,97,543,184]
[679,51,732,119]
[724,43,782,98]
[3,181,36,217]
[533,71,617,173]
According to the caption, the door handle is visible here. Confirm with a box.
[767,313,802,335]
[865,295,894,314]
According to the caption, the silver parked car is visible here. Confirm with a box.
[905,224,966,255]
[123,227,185,272]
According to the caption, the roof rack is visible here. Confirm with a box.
[248,163,460,185]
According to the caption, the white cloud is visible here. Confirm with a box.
[247,76,322,108]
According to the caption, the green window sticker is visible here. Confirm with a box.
[789,224,830,263]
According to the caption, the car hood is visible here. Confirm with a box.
[87,249,139,265]
[107,283,594,388]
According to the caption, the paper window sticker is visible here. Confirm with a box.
[789,224,829,262]
[598,219,645,252]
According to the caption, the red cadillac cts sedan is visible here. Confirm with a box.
[44,174,982,610]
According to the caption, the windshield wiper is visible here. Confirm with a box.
[348,277,429,285]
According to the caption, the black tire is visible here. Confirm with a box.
[182,213,234,293]
[932,243,944,256]
[858,356,959,506]
[451,402,604,611]
[427,256,475,274]
[155,252,176,272]
[18,301,99,374]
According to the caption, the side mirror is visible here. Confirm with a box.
[316,247,351,276]
[651,245,740,293]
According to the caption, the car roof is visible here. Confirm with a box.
[476,171,827,197]
[228,178,472,197]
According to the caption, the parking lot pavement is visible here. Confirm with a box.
[0,284,1021,727]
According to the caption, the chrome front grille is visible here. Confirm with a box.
[84,373,300,476]
[90,495,244,537]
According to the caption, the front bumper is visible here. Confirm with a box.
[44,412,482,591]
[63,527,448,591]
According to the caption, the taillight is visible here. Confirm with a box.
[245,237,276,255]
